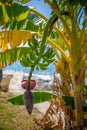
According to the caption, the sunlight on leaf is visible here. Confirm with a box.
[0,30,32,52]
[17,10,30,21]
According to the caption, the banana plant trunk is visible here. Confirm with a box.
[74,82,83,129]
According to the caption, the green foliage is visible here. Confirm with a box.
[0,1,39,32]
[66,0,87,6]
[7,93,87,112]
[0,3,29,25]
[67,0,79,6]
[79,0,87,6]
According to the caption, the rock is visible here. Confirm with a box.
[34,101,50,114]
[0,75,13,92]
[8,72,25,94]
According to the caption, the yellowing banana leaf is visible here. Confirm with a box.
[0,30,32,52]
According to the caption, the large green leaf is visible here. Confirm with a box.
[9,3,29,19]
[0,2,30,27]
[7,91,52,105]
[5,3,29,21]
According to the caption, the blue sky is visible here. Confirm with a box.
[26,0,52,18]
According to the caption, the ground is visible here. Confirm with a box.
[0,92,44,130]
[1,74,87,129]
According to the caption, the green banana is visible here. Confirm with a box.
[20,58,30,67]
[25,57,33,66]
[30,54,36,61]
[39,62,49,70]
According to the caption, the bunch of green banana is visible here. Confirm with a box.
[20,36,55,70]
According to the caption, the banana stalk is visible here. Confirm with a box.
[27,66,34,90]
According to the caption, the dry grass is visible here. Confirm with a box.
[0,92,43,130]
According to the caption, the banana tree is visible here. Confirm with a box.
[0,1,55,114]
[41,0,87,128]
[25,0,87,128]
[0,0,87,128]
[0,0,55,89]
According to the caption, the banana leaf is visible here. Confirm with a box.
[7,93,87,112]
[7,91,52,105]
